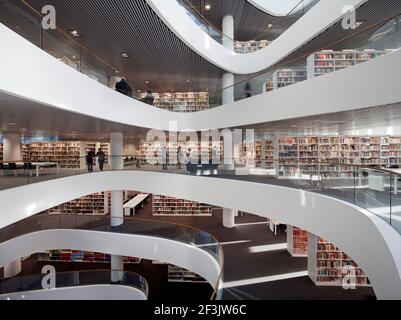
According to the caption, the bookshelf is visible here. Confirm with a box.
[307,49,393,79]
[26,141,110,169]
[308,233,370,287]
[153,195,212,216]
[38,250,141,264]
[140,92,209,113]
[168,265,207,283]
[287,225,308,257]
[48,192,109,215]
[234,40,270,53]
[272,69,307,89]
[253,139,274,169]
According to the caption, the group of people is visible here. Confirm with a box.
[115,78,154,105]
[86,148,106,172]
[161,145,219,171]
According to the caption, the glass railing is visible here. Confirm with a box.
[0,270,149,299]
[1,0,399,112]
[0,155,400,236]
[210,13,401,108]
[176,0,320,49]
[0,214,224,300]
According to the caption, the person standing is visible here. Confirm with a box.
[86,149,95,172]
[162,146,168,171]
[115,78,132,97]
[96,148,106,171]
[142,90,155,105]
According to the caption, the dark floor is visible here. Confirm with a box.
[0,167,383,300]
[131,200,376,300]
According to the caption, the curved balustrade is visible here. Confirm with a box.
[1,0,399,113]
[176,0,318,47]
[0,214,224,300]
[0,270,149,300]
[0,156,400,236]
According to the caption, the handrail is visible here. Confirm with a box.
[3,0,399,112]
[2,156,400,178]
[0,214,224,300]
[179,0,313,43]
[0,269,149,298]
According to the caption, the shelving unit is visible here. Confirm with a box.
[254,139,274,169]
[140,92,209,113]
[287,225,308,257]
[308,233,370,287]
[168,265,207,283]
[25,141,110,169]
[153,195,212,216]
[234,40,269,53]
[38,250,141,264]
[307,49,393,79]
[272,69,307,89]
[48,192,109,215]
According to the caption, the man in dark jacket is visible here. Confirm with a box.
[115,78,133,97]
[142,90,155,105]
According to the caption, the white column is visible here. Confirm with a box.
[110,133,124,282]
[223,208,237,228]
[222,15,235,106]
[3,134,21,162]
[110,132,124,227]
[222,73,234,105]
[222,15,234,51]
[4,259,22,278]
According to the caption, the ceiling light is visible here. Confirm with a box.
[121,52,130,58]
[69,29,82,38]
[7,122,17,126]
[205,4,211,11]
[145,81,151,84]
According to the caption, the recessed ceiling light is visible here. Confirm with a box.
[121,52,130,58]
[115,70,119,74]
[69,29,82,38]
[145,81,151,84]
[8,122,17,126]
[205,4,211,11]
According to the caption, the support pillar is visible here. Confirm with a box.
[4,259,22,278]
[3,134,22,162]
[110,132,124,282]
[222,15,235,106]
[223,208,237,228]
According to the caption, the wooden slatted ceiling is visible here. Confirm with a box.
[23,0,224,93]
[12,0,401,95]
[185,0,304,41]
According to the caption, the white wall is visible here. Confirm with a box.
[145,0,366,74]
[1,22,400,132]
[0,229,221,292]
[0,170,400,299]
[0,285,147,300]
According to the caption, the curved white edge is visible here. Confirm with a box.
[0,171,400,299]
[1,22,401,132]
[0,285,147,300]
[246,0,315,16]
[145,0,366,74]
[0,229,221,293]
